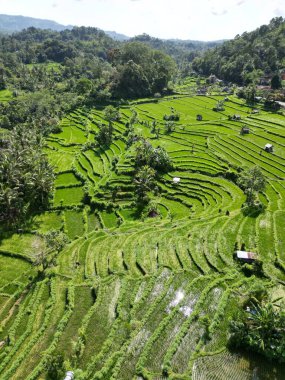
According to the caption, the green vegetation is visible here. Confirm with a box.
[193,17,285,86]
[237,166,266,207]
[0,126,54,225]
[0,90,284,379]
[229,291,285,363]
[0,18,285,380]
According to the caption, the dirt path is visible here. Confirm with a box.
[1,289,28,328]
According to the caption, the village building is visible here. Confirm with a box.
[259,75,272,86]
[276,101,285,109]
[207,74,223,85]
[197,87,207,95]
[207,74,218,84]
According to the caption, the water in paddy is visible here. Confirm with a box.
[227,351,284,380]
[193,350,284,379]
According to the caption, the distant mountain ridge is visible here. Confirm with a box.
[0,14,73,33]
[105,30,130,41]
[0,13,223,44]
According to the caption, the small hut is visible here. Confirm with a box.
[240,126,250,135]
[196,114,203,121]
[173,177,180,184]
[64,372,74,380]
[264,143,273,153]
[207,74,218,84]
[235,251,257,263]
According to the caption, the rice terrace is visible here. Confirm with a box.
[1,86,285,379]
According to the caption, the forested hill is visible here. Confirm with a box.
[0,14,223,70]
[130,33,224,75]
[0,25,176,224]
[0,14,129,41]
[0,14,72,33]
[0,26,176,104]
[131,33,223,53]
[192,16,285,85]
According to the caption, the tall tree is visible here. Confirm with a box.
[237,166,266,206]
[229,297,285,363]
[0,126,54,224]
[271,74,282,90]
[134,165,156,203]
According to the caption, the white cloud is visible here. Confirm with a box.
[211,9,228,16]
[0,0,284,40]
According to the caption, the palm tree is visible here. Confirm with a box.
[0,125,54,224]
[134,165,156,202]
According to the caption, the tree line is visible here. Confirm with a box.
[192,17,285,85]
[0,126,54,226]
[0,26,176,103]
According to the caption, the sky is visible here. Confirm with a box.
[1,0,285,41]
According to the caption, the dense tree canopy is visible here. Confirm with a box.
[0,26,177,228]
[134,138,172,173]
[192,17,285,85]
[229,297,285,363]
[134,165,156,202]
[0,126,54,224]
[237,166,266,206]
[110,42,176,98]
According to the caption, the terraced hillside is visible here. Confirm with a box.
[0,94,285,379]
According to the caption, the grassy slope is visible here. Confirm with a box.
[0,93,285,379]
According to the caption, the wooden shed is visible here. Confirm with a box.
[264,143,273,153]
[240,126,250,135]
[173,177,181,184]
[235,250,257,263]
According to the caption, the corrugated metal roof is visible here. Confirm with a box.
[64,371,74,380]
[236,251,257,260]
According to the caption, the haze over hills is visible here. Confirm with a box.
[0,13,222,44]
[0,14,131,40]
[0,14,73,33]
[0,13,224,70]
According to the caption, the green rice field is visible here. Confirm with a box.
[1,94,285,379]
